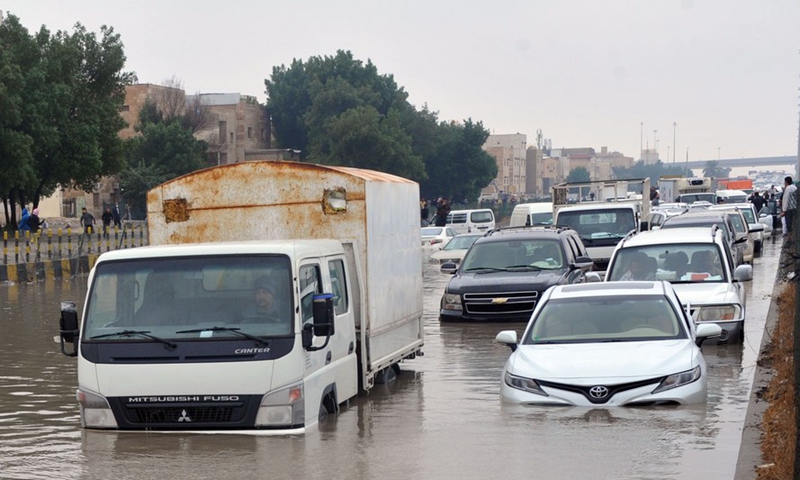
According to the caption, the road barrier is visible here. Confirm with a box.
[0,222,148,282]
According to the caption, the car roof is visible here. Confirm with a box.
[548,281,669,300]
[716,189,748,196]
[662,210,731,222]
[618,227,721,247]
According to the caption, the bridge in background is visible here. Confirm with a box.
[673,155,798,170]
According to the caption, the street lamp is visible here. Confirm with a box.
[672,122,677,163]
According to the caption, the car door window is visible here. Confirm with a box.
[328,259,348,315]
[299,264,322,324]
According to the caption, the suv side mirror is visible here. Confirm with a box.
[440,262,458,275]
[733,264,753,282]
[572,256,594,270]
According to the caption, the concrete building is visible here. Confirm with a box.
[482,133,527,197]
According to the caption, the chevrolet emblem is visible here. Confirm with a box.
[492,297,509,304]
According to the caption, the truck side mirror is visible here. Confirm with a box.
[302,294,334,352]
[59,301,79,357]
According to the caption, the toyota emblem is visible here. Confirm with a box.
[589,385,609,399]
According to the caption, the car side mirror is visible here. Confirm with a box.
[695,323,722,347]
[302,294,334,351]
[733,264,753,282]
[572,256,594,270]
[59,301,79,357]
[440,262,458,275]
[749,223,764,232]
[495,330,518,352]
[585,272,603,283]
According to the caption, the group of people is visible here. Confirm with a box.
[79,205,122,236]
[420,197,452,227]
[748,176,796,235]
[18,207,44,233]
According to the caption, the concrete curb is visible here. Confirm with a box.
[0,254,98,283]
[734,244,791,479]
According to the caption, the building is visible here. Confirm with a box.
[482,133,528,197]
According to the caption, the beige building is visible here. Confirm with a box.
[523,146,635,198]
[481,133,527,196]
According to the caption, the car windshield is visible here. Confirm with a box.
[462,239,564,271]
[443,235,481,251]
[607,244,727,283]
[524,295,687,344]
[739,208,756,223]
[557,208,636,240]
[531,212,554,225]
[421,227,443,236]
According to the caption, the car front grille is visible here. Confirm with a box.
[463,291,538,316]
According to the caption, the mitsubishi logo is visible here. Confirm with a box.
[178,410,192,422]
[492,297,509,304]
[589,385,609,400]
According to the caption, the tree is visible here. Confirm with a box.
[0,14,135,227]
[118,97,210,218]
[703,161,731,179]
[566,167,591,183]
[612,160,692,185]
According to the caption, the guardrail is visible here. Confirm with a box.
[2,222,148,266]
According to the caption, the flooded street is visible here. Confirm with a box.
[0,237,782,480]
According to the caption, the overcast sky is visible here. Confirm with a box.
[4,0,800,164]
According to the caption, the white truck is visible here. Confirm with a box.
[57,161,424,433]
[675,177,717,205]
[552,178,650,271]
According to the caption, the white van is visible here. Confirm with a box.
[509,202,554,227]
[446,209,495,234]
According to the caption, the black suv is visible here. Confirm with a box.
[438,226,593,322]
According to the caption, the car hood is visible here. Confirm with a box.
[671,282,741,305]
[509,340,697,383]
[448,269,567,292]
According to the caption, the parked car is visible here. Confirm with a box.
[439,226,593,322]
[430,233,483,264]
[495,281,720,406]
[598,226,752,344]
[421,226,457,250]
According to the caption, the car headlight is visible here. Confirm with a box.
[652,366,702,393]
[443,293,462,311]
[256,382,305,427]
[504,372,548,396]
[693,305,741,322]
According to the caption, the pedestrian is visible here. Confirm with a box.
[750,191,766,214]
[434,198,450,227]
[101,207,113,238]
[27,208,41,233]
[19,206,30,232]
[80,207,96,235]
[781,176,797,235]
[112,203,121,228]
[649,186,660,206]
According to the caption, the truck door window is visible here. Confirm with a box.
[299,264,322,324]
[328,259,349,315]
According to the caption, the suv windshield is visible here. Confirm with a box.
[607,244,728,283]
[557,208,636,243]
[462,239,564,271]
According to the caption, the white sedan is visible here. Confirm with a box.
[430,233,482,264]
[496,281,720,406]
[421,226,457,250]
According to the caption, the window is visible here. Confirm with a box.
[219,121,227,144]
[299,264,322,324]
[328,259,348,315]
[247,126,253,139]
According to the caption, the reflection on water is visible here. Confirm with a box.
[0,239,783,480]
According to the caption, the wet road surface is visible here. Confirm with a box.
[0,236,782,479]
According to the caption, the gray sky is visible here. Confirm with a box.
[4,0,800,163]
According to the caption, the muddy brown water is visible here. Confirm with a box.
[0,237,782,479]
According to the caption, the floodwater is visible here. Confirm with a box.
[0,236,783,480]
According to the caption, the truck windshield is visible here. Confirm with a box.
[83,255,293,342]
[557,208,635,243]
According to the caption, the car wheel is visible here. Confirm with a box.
[755,240,763,253]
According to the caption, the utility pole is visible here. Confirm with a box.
[672,122,677,163]
[639,122,643,160]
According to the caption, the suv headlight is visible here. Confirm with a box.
[505,372,548,396]
[442,293,462,311]
[652,366,702,393]
[693,305,741,322]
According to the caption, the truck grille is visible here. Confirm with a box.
[123,405,246,424]
[463,291,538,316]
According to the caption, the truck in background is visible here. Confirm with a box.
[552,178,650,271]
[675,177,718,205]
[57,161,424,433]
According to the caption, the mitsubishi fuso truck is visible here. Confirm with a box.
[57,161,424,433]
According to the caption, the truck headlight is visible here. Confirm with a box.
[652,366,702,393]
[693,305,740,322]
[256,382,305,427]
[442,293,462,311]
[77,388,118,428]
[505,372,548,396]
